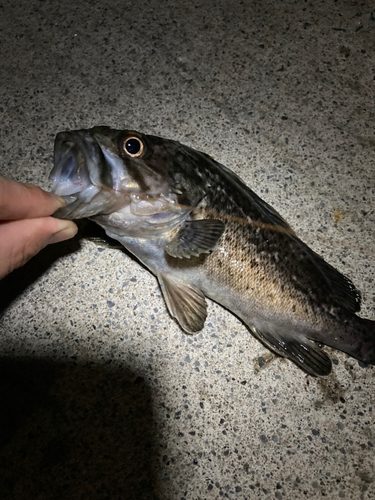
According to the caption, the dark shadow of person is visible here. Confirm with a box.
[0,357,157,500]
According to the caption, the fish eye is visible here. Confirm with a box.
[123,136,144,158]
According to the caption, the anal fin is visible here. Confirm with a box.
[251,326,332,377]
[158,274,207,333]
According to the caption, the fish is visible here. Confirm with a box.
[49,126,375,376]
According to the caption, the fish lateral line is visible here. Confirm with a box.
[74,173,296,235]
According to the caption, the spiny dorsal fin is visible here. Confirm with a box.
[158,274,207,333]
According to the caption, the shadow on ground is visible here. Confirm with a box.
[0,357,156,500]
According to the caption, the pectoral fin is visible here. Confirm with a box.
[251,326,332,376]
[165,219,225,259]
[158,274,207,333]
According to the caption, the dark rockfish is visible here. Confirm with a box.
[50,126,375,376]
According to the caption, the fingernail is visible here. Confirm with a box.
[49,193,67,208]
[48,221,78,244]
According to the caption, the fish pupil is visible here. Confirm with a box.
[125,138,141,155]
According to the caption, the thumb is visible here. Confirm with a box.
[0,217,77,279]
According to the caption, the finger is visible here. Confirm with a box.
[0,217,78,280]
[0,176,66,220]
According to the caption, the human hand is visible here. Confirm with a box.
[0,176,77,280]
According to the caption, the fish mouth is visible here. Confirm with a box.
[51,131,91,197]
[51,129,113,195]
[50,128,127,220]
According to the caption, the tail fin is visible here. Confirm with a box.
[249,314,375,377]
[321,315,375,366]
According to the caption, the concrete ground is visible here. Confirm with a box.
[0,0,374,498]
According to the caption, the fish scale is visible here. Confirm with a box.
[50,126,374,377]
[197,188,323,316]
[198,207,319,326]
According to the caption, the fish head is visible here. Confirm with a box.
[50,126,207,220]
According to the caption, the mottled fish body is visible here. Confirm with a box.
[50,127,375,376]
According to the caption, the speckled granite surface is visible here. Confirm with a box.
[0,0,374,498]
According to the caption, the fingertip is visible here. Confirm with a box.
[48,220,78,244]
[0,178,68,219]
[50,194,67,208]
[25,184,68,212]
[0,217,78,280]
